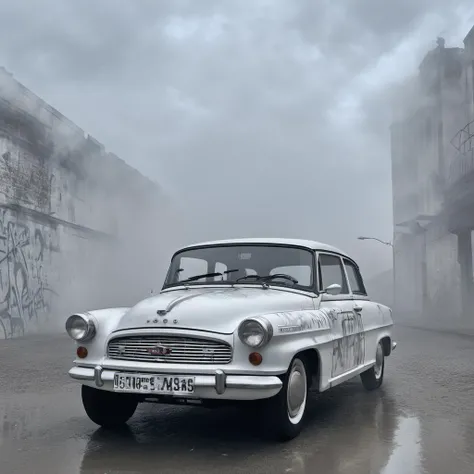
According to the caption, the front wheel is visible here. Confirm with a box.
[81,385,139,428]
[360,341,385,391]
[261,356,309,441]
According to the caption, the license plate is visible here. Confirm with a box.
[113,373,195,394]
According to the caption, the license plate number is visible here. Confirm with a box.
[113,373,195,394]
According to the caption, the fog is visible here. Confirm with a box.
[0,68,185,336]
[1,1,474,329]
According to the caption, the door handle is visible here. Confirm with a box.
[354,305,363,312]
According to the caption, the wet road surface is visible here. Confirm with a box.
[1,325,474,474]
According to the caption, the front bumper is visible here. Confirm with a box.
[69,365,283,401]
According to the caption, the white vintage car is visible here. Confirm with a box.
[66,238,396,440]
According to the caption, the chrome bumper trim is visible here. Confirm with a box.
[69,366,95,381]
[68,366,282,395]
[94,365,104,387]
[215,369,226,394]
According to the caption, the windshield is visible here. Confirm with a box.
[163,244,315,290]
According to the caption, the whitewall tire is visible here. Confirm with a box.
[360,341,385,391]
[261,355,309,441]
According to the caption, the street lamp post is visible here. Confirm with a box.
[357,236,396,310]
[357,236,393,247]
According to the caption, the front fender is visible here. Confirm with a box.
[68,307,130,361]
[235,309,334,378]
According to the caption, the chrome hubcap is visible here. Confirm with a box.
[287,359,307,424]
[374,343,384,379]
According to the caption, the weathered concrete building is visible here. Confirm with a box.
[391,26,474,331]
[365,269,393,309]
[0,67,177,339]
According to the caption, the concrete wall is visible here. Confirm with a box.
[391,34,473,328]
[0,68,178,339]
[425,229,462,324]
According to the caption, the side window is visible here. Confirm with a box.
[343,259,367,295]
[318,254,349,294]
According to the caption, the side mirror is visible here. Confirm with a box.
[323,283,342,296]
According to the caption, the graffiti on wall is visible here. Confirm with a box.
[0,209,59,339]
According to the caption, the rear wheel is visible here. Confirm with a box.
[360,341,385,391]
[261,356,309,441]
[81,385,139,428]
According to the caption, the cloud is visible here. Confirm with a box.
[1,0,473,279]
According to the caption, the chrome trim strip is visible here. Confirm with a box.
[164,293,205,313]
[328,361,375,387]
[160,284,316,298]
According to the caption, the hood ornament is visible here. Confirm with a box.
[154,293,203,319]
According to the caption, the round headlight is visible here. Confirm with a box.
[65,314,96,342]
[238,318,273,348]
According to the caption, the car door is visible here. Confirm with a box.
[343,257,378,367]
[317,252,359,379]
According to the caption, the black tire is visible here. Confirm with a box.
[81,385,139,428]
[261,355,309,441]
[360,341,385,391]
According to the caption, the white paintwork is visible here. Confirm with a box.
[67,238,395,402]
[181,237,350,257]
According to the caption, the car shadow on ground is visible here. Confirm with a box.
[79,380,401,473]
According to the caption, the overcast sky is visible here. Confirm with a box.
[1,0,474,279]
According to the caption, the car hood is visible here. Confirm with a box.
[115,286,315,334]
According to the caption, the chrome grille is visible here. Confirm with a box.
[107,335,233,364]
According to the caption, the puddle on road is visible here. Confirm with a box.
[0,387,473,474]
[380,416,422,474]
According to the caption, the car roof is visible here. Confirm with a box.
[178,237,350,258]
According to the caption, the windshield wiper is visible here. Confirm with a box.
[182,271,298,286]
[234,274,270,288]
[262,273,298,285]
[235,274,298,286]
[235,274,263,283]
[181,272,223,282]
[224,269,239,275]
[181,268,240,283]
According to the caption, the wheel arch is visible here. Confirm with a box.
[292,348,321,391]
[379,335,392,356]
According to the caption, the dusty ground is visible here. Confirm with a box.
[1,325,474,474]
